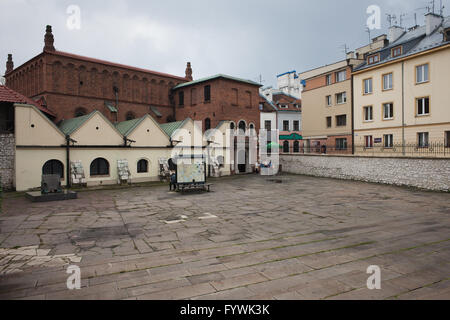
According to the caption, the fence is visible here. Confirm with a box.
[280,142,450,157]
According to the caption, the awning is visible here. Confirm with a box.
[150,106,162,118]
[280,133,303,140]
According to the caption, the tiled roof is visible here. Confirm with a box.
[0,85,56,117]
[48,50,188,81]
[173,74,262,89]
[58,111,95,135]
[115,117,145,136]
[159,119,189,137]
[355,16,450,72]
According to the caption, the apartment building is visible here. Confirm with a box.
[353,13,450,157]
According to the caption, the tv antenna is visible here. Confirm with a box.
[340,44,349,56]
[399,13,407,27]
[386,14,397,27]
[255,74,265,85]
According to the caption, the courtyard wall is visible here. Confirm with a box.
[280,154,450,192]
[0,133,15,191]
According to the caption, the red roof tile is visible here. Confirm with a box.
[49,50,189,81]
[0,85,56,117]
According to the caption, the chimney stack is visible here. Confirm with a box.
[425,13,443,36]
[185,62,193,81]
[388,25,405,44]
[44,25,56,52]
[6,54,14,74]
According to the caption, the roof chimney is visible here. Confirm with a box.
[425,13,443,36]
[388,26,405,44]
[6,54,14,74]
[185,62,193,81]
[44,25,56,52]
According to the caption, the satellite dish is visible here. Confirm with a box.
[0,77,5,85]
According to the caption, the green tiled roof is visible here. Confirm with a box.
[159,120,187,138]
[115,117,145,136]
[173,74,262,90]
[58,112,95,135]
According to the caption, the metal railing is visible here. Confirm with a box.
[280,142,450,157]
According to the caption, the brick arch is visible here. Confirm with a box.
[78,65,88,96]
[52,61,63,92]
[89,67,99,96]
[101,70,111,98]
[132,75,140,102]
[142,78,149,103]
[66,63,77,95]
[123,74,131,101]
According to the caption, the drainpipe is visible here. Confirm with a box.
[402,62,405,155]
[351,66,355,155]
[65,135,71,188]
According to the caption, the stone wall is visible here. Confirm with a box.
[0,133,15,191]
[281,154,450,192]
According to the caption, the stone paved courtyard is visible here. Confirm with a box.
[0,174,449,300]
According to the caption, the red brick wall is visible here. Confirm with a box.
[303,66,352,92]
[6,52,186,123]
[174,78,261,132]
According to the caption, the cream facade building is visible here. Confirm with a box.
[14,103,233,191]
[353,14,450,157]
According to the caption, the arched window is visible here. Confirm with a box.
[294,141,300,153]
[137,159,149,173]
[42,160,64,179]
[205,118,211,131]
[283,141,290,153]
[75,107,87,118]
[90,158,109,176]
[238,121,246,133]
[230,122,235,130]
[126,112,136,121]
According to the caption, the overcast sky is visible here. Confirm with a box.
[1,0,448,87]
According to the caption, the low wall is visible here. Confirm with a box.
[281,154,450,192]
[0,133,15,191]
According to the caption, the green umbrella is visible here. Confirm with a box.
[267,142,283,149]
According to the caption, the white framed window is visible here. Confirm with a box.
[418,132,429,148]
[326,95,332,106]
[383,103,394,120]
[336,92,347,104]
[363,78,373,95]
[384,134,393,148]
[445,131,450,148]
[365,136,373,148]
[326,74,332,85]
[383,73,393,90]
[364,106,373,122]
[416,64,429,84]
[336,138,347,150]
[417,97,430,116]
[336,70,346,82]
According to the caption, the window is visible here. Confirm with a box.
[293,120,300,131]
[238,121,246,133]
[75,107,87,118]
[383,134,393,148]
[137,159,148,173]
[283,141,290,153]
[326,74,332,85]
[326,95,332,106]
[367,54,380,65]
[335,70,346,82]
[364,106,373,122]
[392,46,402,57]
[445,131,450,148]
[336,92,347,104]
[293,141,300,153]
[336,115,347,127]
[365,136,373,148]
[383,73,393,91]
[417,97,430,116]
[230,122,235,130]
[126,112,136,121]
[418,132,429,148]
[326,117,332,128]
[416,64,429,84]
[264,120,271,132]
[205,118,211,131]
[204,85,211,102]
[363,78,373,95]
[283,120,289,131]
[383,103,394,120]
[42,160,64,179]
[178,91,184,106]
[90,158,109,176]
[336,138,347,150]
